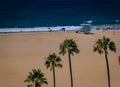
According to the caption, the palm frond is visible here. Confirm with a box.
[98,50,104,54]
[56,56,62,62]
[45,61,50,69]
[24,69,48,87]
[45,53,62,71]
[57,63,62,68]
[59,43,66,55]
[24,79,29,83]
[27,84,32,87]
[108,41,116,52]
[59,38,79,56]
[97,39,103,45]
[93,36,116,55]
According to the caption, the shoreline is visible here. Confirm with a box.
[0,24,120,33]
[0,29,120,35]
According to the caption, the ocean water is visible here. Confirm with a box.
[0,0,120,32]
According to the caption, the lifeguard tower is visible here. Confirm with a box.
[81,21,92,33]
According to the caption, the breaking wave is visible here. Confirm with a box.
[0,26,82,33]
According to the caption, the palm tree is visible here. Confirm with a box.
[45,53,62,87]
[93,36,116,87]
[24,69,48,87]
[59,39,79,87]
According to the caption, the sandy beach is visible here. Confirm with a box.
[0,30,120,87]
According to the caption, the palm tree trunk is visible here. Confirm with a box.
[53,67,56,87]
[35,82,38,87]
[105,53,111,87]
[68,52,73,87]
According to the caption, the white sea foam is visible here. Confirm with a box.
[0,26,82,33]
[0,25,120,33]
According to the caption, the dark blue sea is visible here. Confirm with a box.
[0,0,120,32]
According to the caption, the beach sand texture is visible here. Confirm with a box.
[0,30,120,87]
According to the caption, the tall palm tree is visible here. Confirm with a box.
[24,69,48,87]
[45,53,62,87]
[59,39,79,87]
[93,36,116,87]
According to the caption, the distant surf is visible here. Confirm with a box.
[0,24,120,33]
[0,26,82,33]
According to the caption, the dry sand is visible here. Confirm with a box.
[0,30,120,87]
